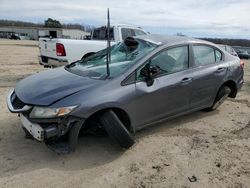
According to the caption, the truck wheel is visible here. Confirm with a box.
[100,110,135,148]
[207,86,231,111]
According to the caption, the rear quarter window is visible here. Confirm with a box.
[215,50,222,62]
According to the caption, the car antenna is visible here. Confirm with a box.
[106,8,111,78]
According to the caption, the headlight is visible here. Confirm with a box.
[29,105,78,118]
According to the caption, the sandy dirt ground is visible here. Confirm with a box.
[0,39,249,188]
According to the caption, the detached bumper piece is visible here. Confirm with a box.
[20,115,60,142]
[20,114,44,141]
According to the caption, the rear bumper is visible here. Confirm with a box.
[39,56,68,67]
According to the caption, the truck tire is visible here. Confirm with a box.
[100,110,135,148]
[207,86,231,111]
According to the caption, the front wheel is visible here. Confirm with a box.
[206,86,231,111]
[100,110,135,148]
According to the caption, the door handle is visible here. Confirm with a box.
[216,67,225,73]
[181,77,192,84]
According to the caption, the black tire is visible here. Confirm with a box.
[207,86,231,111]
[100,110,135,148]
[81,52,95,60]
[68,121,84,151]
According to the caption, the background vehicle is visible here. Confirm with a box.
[38,24,148,67]
[7,35,244,152]
[236,49,250,59]
[218,44,238,56]
[9,33,30,40]
[9,34,21,40]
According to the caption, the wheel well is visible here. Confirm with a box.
[81,52,96,60]
[222,80,237,98]
[83,108,132,132]
[111,108,131,130]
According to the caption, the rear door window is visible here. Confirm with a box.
[193,46,215,66]
[193,45,222,66]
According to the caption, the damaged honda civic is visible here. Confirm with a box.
[7,34,244,152]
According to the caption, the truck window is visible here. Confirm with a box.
[121,28,147,40]
[92,27,114,40]
[134,29,147,36]
[121,28,135,40]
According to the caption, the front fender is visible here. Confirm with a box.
[72,101,127,119]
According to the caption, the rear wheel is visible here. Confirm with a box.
[100,110,135,148]
[206,86,231,111]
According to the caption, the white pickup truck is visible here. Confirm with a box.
[38,24,147,67]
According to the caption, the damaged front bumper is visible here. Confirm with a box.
[20,113,82,142]
[7,90,84,152]
[23,113,85,153]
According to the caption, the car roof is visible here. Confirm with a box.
[135,34,214,46]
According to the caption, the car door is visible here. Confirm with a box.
[190,44,226,109]
[134,45,193,128]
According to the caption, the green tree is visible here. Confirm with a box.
[44,18,62,28]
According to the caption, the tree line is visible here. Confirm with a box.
[0,19,94,32]
[199,38,250,47]
[1,19,249,46]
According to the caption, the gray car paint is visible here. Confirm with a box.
[11,34,243,133]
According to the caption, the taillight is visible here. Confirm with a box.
[56,43,66,56]
[240,60,244,69]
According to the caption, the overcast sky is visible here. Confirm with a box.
[1,0,250,39]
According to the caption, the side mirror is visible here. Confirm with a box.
[140,64,160,87]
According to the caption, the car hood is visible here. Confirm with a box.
[15,67,102,106]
